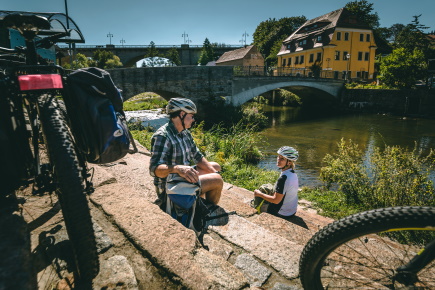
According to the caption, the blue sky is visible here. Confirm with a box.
[3,0,435,46]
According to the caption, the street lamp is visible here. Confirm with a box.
[107,32,113,45]
[346,53,351,82]
[182,32,189,44]
[120,38,126,46]
[241,31,249,46]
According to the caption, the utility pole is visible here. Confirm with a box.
[120,38,126,46]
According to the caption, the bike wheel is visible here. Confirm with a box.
[299,206,435,289]
[37,94,99,285]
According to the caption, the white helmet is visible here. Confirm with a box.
[277,146,298,161]
[166,98,197,114]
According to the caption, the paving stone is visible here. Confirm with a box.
[93,220,113,254]
[234,253,271,287]
[272,282,302,290]
[209,215,303,279]
[94,255,138,289]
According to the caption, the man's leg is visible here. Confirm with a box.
[196,162,222,204]
[199,173,223,204]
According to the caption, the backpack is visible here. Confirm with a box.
[164,174,234,236]
[65,67,137,164]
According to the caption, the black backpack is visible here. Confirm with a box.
[65,67,137,164]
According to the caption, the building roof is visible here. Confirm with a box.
[278,8,372,56]
[216,45,256,63]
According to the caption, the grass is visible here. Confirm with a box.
[123,93,167,111]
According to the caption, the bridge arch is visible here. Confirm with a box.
[228,79,344,106]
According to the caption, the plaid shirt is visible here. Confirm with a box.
[149,121,203,191]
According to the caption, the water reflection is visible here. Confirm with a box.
[258,105,435,187]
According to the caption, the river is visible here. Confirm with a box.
[257,105,435,188]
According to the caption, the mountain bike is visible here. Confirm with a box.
[299,206,435,289]
[0,12,98,286]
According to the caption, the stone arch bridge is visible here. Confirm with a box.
[107,66,345,108]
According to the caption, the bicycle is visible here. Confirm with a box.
[0,12,98,287]
[299,206,435,289]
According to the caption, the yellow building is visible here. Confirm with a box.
[277,8,377,81]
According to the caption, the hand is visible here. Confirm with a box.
[253,189,262,197]
[177,165,199,183]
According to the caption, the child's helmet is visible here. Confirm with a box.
[277,146,298,161]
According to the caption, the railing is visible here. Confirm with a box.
[233,66,363,81]
[57,44,243,49]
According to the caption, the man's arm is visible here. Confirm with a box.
[196,157,218,174]
[154,164,199,183]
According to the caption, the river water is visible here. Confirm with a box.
[257,105,435,188]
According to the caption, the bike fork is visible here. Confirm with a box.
[394,239,435,285]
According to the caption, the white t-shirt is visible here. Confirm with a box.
[267,169,299,217]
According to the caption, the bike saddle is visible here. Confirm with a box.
[3,13,51,31]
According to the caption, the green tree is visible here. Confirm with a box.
[395,15,431,58]
[198,38,215,65]
[88,49,123,69]
[344,0,380,28]
[142,41,164,67]
[379,47,427,88]
[166,47,181,66]
[253,16,307,67]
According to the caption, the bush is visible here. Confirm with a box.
[123,93,167,111]
[321,138,435,210]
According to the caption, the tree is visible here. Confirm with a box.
[142,41,164,67]
[88,50,123,69]
[394,15,431,58]
[379,48,427,88]
[166,47,181,66]
[345,0,380,28]
[62,53,90,69]
[198,38,215,65]
[253,16,307,67]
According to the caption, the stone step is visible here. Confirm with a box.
[88,143,333,288]
[90,183,249,289]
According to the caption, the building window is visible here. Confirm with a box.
[343,51,348,60]
[344,32,349,41]
[316,35,322,42]
[298,39,307,46]
[316,52,322,61]
[295,56,299,64]
[360,33,364,41]
[335,51,341,60]
[364,52,369,61]
[282,59,286,67]
[366,34,371,42]
[300,55,305,64]
[288,58,292,65]
[309,54,314,63]
[336,32,342,41]
[358,52,363,61]
[287,44,291,50]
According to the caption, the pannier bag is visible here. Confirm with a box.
[165,173,202,230]
[65,67,137,164]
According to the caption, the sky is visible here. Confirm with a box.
[2,0,435,46]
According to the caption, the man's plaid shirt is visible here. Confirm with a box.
[149,121,203,191]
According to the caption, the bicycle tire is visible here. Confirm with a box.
[37,94,99,284]
[299,206,435,289]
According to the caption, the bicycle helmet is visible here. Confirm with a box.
[166,98,197,114]
[277,146,298,161]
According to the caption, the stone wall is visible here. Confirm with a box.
[342,88,435,117]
